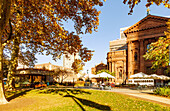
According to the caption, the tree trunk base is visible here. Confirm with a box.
[0,82,8,104]
[0,98,8,104]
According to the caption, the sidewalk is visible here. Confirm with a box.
[108,88,170,106]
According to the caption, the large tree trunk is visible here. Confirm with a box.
[0,31,8,104]
[7,36,20,90]
[0,0,12,104]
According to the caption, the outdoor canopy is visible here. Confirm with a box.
[95,72,115,78]
[148,74,170,80]
[130,73,170,80]
[130,72,149,78]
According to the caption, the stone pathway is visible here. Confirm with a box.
[108,88,170,106]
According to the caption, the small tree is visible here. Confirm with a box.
[72,59,84,74]
[53,68,71,84]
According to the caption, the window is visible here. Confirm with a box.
[119,70,122,79]
[147,43,151,52]
[134,52,137,61]
[134,70,138,74]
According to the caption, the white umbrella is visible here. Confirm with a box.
[159,75,170,80]
[148,74,162,79]
[130,72,149,78]
[148,74,170,80]
[96,72,115,78]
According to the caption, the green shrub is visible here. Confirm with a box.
[154,87,170,97]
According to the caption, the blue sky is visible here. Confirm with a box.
[35,1,170,73]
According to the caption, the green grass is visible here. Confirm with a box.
[2,88,170,111]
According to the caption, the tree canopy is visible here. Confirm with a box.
[1,0,103,88]
[123,0,170,14]
[72,59,84,74]
[2,0,105,63]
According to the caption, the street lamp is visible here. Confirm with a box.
[87,69,90,86]
[87,69,89,79]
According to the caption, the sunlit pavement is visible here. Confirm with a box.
[108,88,170,106]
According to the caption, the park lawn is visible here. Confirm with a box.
[2,88,170,111]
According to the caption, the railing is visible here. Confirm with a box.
[128,79,154,86]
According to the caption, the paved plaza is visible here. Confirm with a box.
[108,88,170,106]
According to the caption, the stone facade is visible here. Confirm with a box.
[109,39,127,52]
[107,15,169,84]
[35,62,77,82]
[124,15,169,79]
[107,40,127,84]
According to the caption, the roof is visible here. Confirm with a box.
[16,68,54,72]
[124,15,169,34]
[109,38,126,46]
[35,62,57,66]
[95,62,107,67]
[35,62,71,70]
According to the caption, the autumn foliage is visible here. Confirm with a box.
[72,59,84,74]
[0,0,104,91]
[3,0,104,64]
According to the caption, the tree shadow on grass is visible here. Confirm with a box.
[38,88,111,111]
[38,88,91,95]
[64,94,111,111]
[6,89,31,101]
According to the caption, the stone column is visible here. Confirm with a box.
[112,61,115,73]
[139,39,145,72]
[115,62,117,82]
[122,60,125,84]
[109,62,112,72]
[128,41,132,78]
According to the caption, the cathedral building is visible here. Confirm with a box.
[107,15,169,84]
